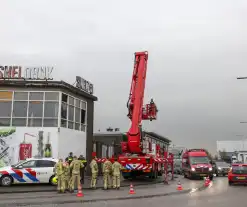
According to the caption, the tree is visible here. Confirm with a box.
[204,149,213,161]
[219,150,227,160]
[214,154,218,160]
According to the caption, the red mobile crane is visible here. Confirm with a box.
[123,51,157,154]
[96,51,174,180]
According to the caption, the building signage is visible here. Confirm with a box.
[0,66,53,80]
[76,76,94,95]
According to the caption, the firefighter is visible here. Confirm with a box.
[102,157,112,190]
[63,160,71,191]
[89,156,98,189]
[70,156,84,192]
[65,153,74,189]
[65,152,74,165]
[54,158,65,193]
[112,157,123,189]
[78,155,87,184]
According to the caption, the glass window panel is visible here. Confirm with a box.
[13,101,28,117]
[62,93,68,103]
[80,101,86,110]
[75,108,80,122]
[29,92,44,100]
[61,119,67,128]
[14,92,28,100]
[28,118,42,127]
[75,99,80,107]
[61,103,67,119]
[0,101,12,117]
[75,123,80,130]
[68,121,74,129]
[68,96,74,105]
[44,102,59,117]
[68,105,74,121]
[81,124,86,132]
[28,101,43,117]
[43,119,58,127]
[80,109,86,124]
[0,118,10,126]
[12,118,26,126]
[45,92,59,101]
[0,91,12,100]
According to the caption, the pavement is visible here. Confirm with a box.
[0,175,178,194]
[0,177,203,206]
[8,177,243,207]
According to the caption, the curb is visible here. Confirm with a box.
[5,188,193,206]
[0,179,176,194]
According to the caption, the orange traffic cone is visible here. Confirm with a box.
[77,184,84,197]
[204,177,210,187]
[176,180,183,191]
[129,183,136,194]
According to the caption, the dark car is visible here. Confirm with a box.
[214,161,230,176]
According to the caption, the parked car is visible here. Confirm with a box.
[214,161,230,176]
[228,163,247,185]
[0,157,58,186]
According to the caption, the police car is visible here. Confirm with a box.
[0,157,58,186]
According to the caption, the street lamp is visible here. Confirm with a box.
[237,77,247,79]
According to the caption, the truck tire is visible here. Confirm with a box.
[151,170,158,179]
[209,175,214,181]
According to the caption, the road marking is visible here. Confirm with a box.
[190,188,198,193]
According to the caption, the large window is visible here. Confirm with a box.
[0,91,87,130]
[0,91,59,127]
[60,93,87,131]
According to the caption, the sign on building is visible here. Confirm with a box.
[76,76,94,95]
[0,65,53,80]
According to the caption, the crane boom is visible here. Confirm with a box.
[126,51,158,154]
[94,51,174,182]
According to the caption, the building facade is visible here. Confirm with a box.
[0,80,97,170]
[216,140,247,158]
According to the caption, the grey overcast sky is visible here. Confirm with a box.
[1,0,247,153]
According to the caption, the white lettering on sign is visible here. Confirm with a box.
[0,66,22,79]
[76,76,94,95]
[25,67,53,80]
[0,65,54,80]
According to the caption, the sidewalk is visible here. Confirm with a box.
[0,175,172,194]
[0,180,204,205]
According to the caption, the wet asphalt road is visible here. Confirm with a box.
[1,176,246,206]
[0,175,174,193]
[40,177,245,207]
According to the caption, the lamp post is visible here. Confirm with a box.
[237,77,247,79]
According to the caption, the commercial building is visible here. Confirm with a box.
[216,140,247,158]
[0,77,97,169]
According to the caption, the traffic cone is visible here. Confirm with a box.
[129,183,136,194]
[76,184,84,197]
[176,180,183,191]
[204,176,210,187]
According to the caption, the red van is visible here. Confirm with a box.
[182,149,213,180]
[228,163,247,185]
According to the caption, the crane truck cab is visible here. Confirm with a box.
[182,149,213,180]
